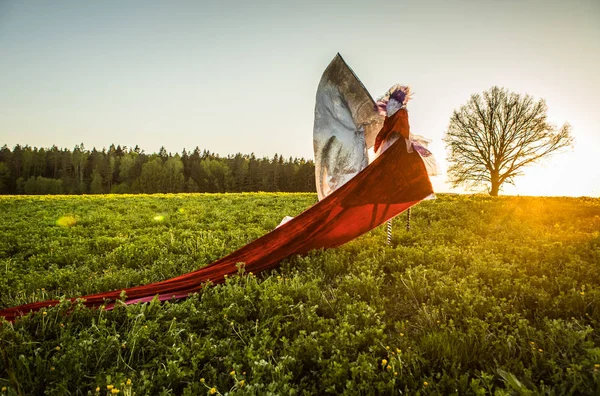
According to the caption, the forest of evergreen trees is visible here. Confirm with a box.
[0,144,316,195]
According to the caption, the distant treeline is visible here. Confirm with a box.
[0,144,316,195]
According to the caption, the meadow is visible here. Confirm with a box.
[1,193,600,395]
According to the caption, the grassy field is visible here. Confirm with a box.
[1,193,600,395]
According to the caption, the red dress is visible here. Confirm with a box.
[374,108,410,153]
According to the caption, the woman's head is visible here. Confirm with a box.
[376,85,411,116]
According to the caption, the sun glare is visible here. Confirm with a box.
[506,149,596,197]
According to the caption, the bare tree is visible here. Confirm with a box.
[444,87,573,196]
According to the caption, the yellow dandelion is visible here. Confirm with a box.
[1,387,6,392]
[394,372,398,376]
[55,346,60,351]
[230,370,236,376]
[385,346,390,350]
[107,385,114,390]
[400,333,404,337]
[96,387,100,393]
[42,311,47,316]
[396,348,401,353]
[56,215,77,227]
[595,364,600,369]
[538,348,543,352]
[111,389,119,395]
[386,365,391,370]
[580,292,585,296]
[239,380,245,386]
[381,359,388,366]
[424,381,429,387]
[126,379,132,386]
[60,323,64,327]
[200,378,205,383]
[530,341,535,345]
[209,388,217,395]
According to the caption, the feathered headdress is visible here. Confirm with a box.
[375,85,411,116]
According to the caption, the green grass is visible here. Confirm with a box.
[1,193,600,395]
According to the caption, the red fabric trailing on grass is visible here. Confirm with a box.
[0,138,433,322]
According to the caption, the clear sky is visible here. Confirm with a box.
[1,0,599,196]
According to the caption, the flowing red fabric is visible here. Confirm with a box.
[374,108,410,153]
[0,138,432,322]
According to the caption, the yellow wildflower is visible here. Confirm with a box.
[50,367,55,371]
[42,311,47,316]
[209,388,217,395]
[424,381,429,387]
[200,378,205,383]
[396,348,401,354]
[95,387,100,393]
[400,333,404,337]
[230,370,236,376]
[107,385,114,390]
[111,389,119,394]
[580,292,585,296]
[385,346,390,350]
[530,341,535,345]
[538,348,543,352]
[239,380,245,386]
[1,387,6,392]
[394,372,398,376]
[381,359,388,366]
[126,379,132,386]
[386,365,391,370]
[55,346,60,351]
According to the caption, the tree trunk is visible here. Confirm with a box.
[490,171,500,196]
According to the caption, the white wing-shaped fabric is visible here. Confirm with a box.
[313,54,384,201]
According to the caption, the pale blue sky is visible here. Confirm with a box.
[1,0,599,195]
